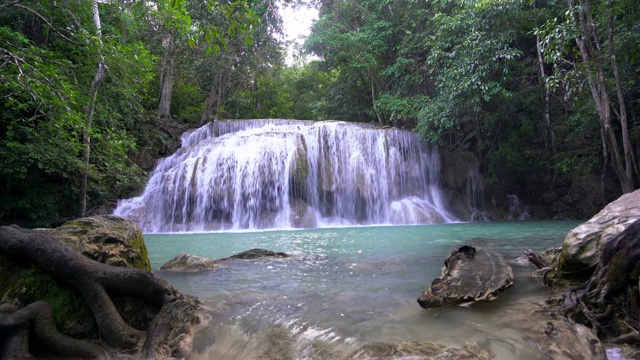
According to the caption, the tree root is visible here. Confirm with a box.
[554,219,640,346]
[0,225,199,358]
[0,301,104,358]
[609,330,640,345]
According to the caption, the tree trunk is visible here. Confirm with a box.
[79,0,106,217]
[570,0,634,193]
[534,0,555,156]
[600,124,608,207]
[201,69,227,123]
[369,68,385,126]
[158,32,175,121]
[607,8,638,187]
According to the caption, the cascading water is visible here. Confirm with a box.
[114,120,458,233]
[466,165,489,221]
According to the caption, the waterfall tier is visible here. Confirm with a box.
[114,120,458,233]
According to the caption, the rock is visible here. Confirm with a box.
[220,248,289,260]
[45,214,152,271]
[345,341,496,360]
[289,198,318,228]
[556,189,640,277]
[160,253,221,272]
[417,245,513,308]
[0,216,203,359]
[488,293,606,359]
[541,247,562,264]
[389,197,446,224]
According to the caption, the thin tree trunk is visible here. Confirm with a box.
[201,74,219,123]
[80,0,106,217]
[158,32,175,121]
[607,7,637,188]
[600,124,608,207]
[369,68,384,126]
[570,0,633,193]
[201,70,228,123]
[534,0,555,155]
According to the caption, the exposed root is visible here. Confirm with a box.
[555,219,640,346]
[0,224,200,359]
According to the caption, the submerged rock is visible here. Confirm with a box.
[417,245,513,308]
[346,341,496,360]
[160,253,221,272]
[220,248,289,260]
[515,297,606,359]
[556,189,640,277]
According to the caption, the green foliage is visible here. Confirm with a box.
[0,1,153,227]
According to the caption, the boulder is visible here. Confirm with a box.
[220,248,289,260]
[160,253,221,272]
[345,341,496,360]
[418,245,513,308]
[0,216,203,359]
[556,189,640,277]
[44,214,152,271]
[489,293,606,359]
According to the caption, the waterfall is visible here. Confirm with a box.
[114,120,458,233]
[507,194,530,220]
[466,165,488,221]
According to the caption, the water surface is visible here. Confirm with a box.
[146,221,581,359]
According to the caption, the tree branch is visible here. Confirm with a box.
[0,0,24,10]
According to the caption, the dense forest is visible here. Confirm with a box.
[1,0,639,228]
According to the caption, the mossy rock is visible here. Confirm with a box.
[0,216,155,340]
[0,262,96,338]
[292,135,309,181]
[160,253,221,272]
[46,215,152,272]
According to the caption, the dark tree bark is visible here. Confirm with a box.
[557,219,640,342]
[158,32,176,121]
[569,0,635,193]
[0,226,200,359]
[201,69,229,124]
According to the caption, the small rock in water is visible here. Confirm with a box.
[220,248,289,260]
[417,245,513,308]
[160,253,220,272]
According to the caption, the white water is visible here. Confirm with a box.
[114,120,457,233]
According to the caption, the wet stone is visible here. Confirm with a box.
[417,245,513,308]
[220,248,289,261]
[160,253,221,272]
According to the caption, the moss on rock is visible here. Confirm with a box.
[0,215,157,344]
[47,215,152,272]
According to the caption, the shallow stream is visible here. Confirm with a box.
[146,221,582,359]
